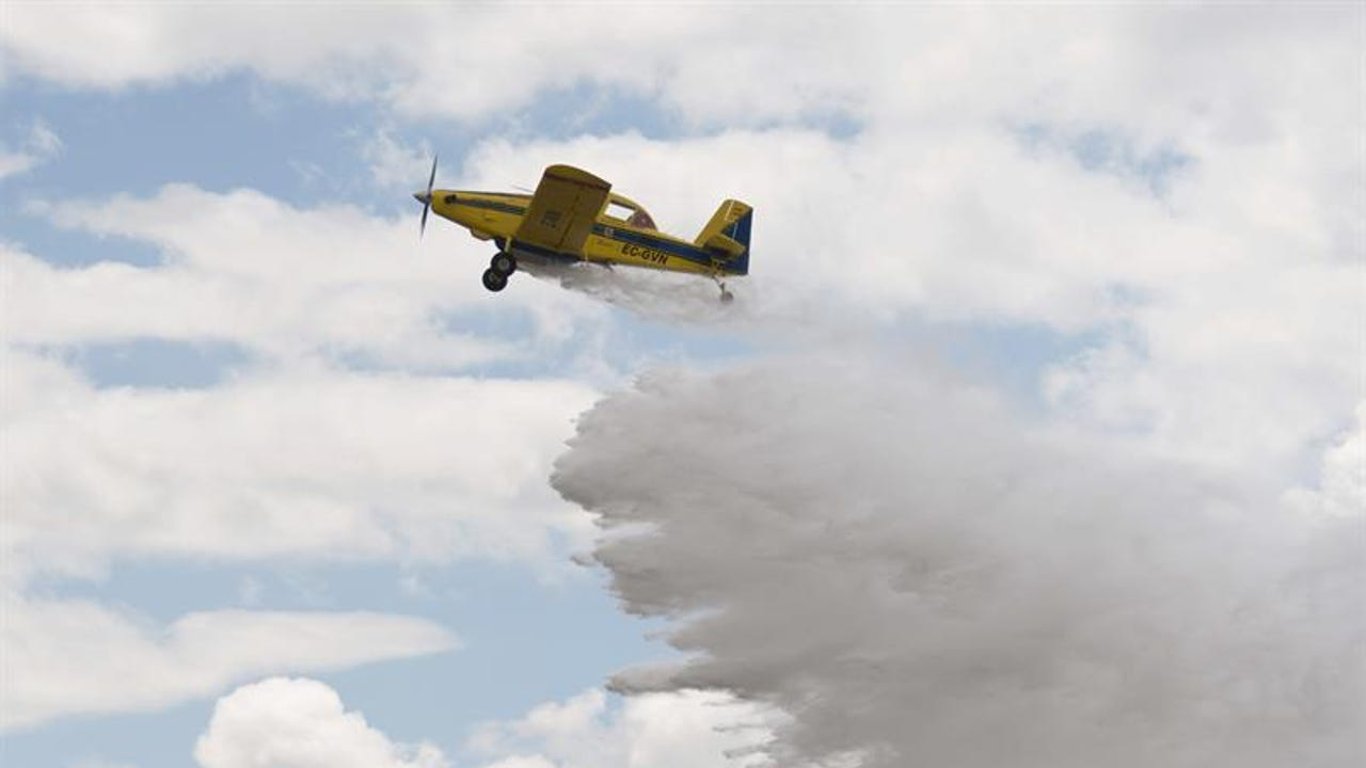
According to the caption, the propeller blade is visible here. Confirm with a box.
[417,154,437,239]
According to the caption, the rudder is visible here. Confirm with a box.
[695,200,752,276]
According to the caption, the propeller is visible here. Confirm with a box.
[414,154,437,238]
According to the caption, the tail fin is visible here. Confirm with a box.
[695,199,752,276]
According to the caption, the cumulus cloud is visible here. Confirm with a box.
[0,177,609,734]
[3,602,455,731]
[467,687,775,768]
[457,95,1360,473]
[405,4,1358,481]
[0,348,591,730]
[195,677,447,768]
[9,5,1358,473]
[5,5,1358,146]
[552,355,1365,767]
[195,680,769,768]
[6,186,604,368]
[0,6,842,123]
[1,349,598,586]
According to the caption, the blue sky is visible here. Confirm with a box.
[2,6,1361,768]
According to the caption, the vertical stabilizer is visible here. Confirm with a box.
[695,200,753,275]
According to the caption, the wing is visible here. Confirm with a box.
[514,165,611,255]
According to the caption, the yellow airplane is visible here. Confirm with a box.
[414,160,752,302]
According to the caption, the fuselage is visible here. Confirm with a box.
[428,190,736,277]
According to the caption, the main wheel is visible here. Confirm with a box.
[490,252,517,276]
[482,267,508,292]
[720,288,735,304]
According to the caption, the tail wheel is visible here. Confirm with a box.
[491,252,517,276]
[482,268,508,292]
[714,278,734,304]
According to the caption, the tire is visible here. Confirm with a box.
[720,289,735,304]
[490,252,517,276]
[482,268,507,292]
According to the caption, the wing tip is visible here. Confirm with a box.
[544,164,611,191]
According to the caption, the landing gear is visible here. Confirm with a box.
[482,268,507,292]
[482,251,515,293]
[490,251,517,276]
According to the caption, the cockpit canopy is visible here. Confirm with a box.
[604,195,656,231]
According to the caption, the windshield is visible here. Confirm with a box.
[605,200,656,230]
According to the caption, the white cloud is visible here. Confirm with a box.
[1,178,608,735]
[481,758,555,768]
[0,117,61,179]
[195,681,773,768]
[1286,402,1366,519]
[1,349,598,586]
[6,185,604,369]
[361,128,434,191]
[3,6,1358,147]
[2,600,456,731]
[0,348,593,729]
[456,112,1360,477]
[417,5,1357,482]
[0,6,723,121]
[552,355,1365,767]
[195,677,447,768]
[6,6,1359,476]
[467,688,776,768]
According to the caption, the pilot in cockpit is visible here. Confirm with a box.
[627,208,656,230]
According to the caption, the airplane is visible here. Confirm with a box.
[413,159,752,302]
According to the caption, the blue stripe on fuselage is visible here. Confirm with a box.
[593,225,718,268]
[455,196,734,271]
